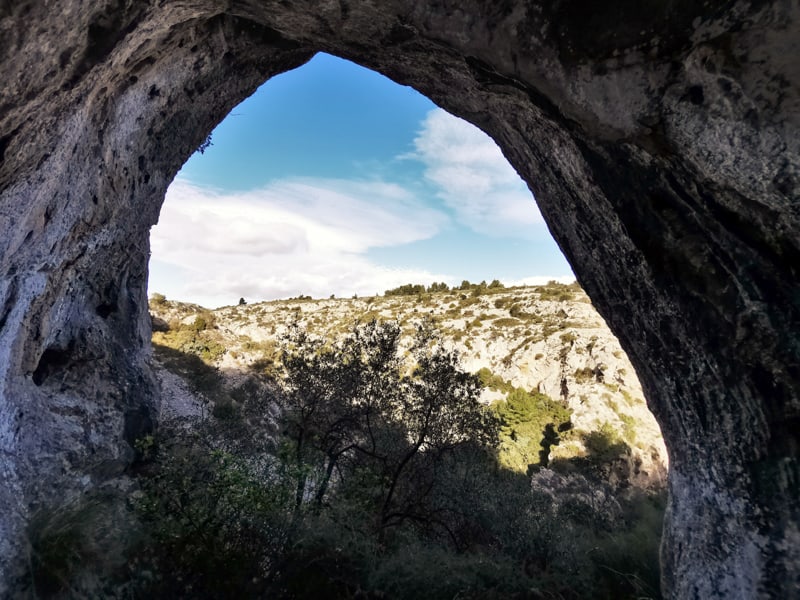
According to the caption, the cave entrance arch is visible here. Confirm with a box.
[0,4,797,598]
[150,52,575,307]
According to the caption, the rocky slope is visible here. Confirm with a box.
[149,281,667,490]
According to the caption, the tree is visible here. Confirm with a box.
[385,283,426,296]
[276,320,500,540]
[426,281,450,293]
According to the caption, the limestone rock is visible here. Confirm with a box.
[0,1,798,597]
[153,285,668,490]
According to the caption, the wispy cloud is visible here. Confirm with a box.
[409,109,543,238]
[149,178,451,307]
[149,109,569,307]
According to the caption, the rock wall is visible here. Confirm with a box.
[0,1,797,597]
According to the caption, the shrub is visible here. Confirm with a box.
[560,331,577,344]
[508,303,537,320]
[427,281,450,293]
[149,292,167,307]
[574,366,595,383]
[620,413,638,444]
[537,281,576,302]
[476,367,515,394]
[492,317,522,328]
[20,490,139,598]
[130,436,292,598]
[277,320,500,525]
[492,389,572,473]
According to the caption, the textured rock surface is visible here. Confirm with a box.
[0,1,797,597]
[153,286,669,488]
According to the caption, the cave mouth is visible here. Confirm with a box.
[145,46,670,531]
[149,52,574,308]
[0,4,797,597]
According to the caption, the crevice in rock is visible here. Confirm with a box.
[95,303,116,319]
[0,281,17,334]
[123,404,154,450]
[31,345,72,386]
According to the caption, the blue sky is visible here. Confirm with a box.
[149,53,572,307]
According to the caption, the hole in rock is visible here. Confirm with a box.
[95,303,115,319]
[142,52,668,597]
[32,346,72,386]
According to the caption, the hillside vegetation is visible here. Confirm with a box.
[151,280,666,486]
[20,282,668,598]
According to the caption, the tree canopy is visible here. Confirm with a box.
[278,320,500,538]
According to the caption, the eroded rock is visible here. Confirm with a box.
[0,1,797,596]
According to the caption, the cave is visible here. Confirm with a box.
[0,1,797,597]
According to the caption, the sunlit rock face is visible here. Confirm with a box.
[0,1,797,596]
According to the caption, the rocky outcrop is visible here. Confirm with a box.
[156,286,669,489]
[0,1,797,597]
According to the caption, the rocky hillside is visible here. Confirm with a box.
[149,281,667,489]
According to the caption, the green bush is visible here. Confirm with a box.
[385,283,426,296]
[152,317,226,364]
[492,317,522,328]
[367,542,537,600]
[508,303,539,320]
[19,489,140,598]
[125,311,663,599]
[574,366,595,383]
[537,281,576,302]
[130,438,292,598]
[560,331,577,344]
[427,281,450,293]
[492,389,572,473]
[476,367,515,394]
[149,292,167,307]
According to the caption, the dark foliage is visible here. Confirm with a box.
[21,321,663,599]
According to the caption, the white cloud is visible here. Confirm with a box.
[148,110,570,307]
[149,178,451,307]
[410,109,543,237]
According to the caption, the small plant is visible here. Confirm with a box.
[149,292,167,307]
[620,413,638,444]
[492,317,522,328]
[493,297,509,309]
[22,491,135,598]
[560,331,577,344]
[574,366,595,383]
[195,133,213,154]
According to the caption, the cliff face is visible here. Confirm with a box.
[151,285,668,490]
[0,2,798,597]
